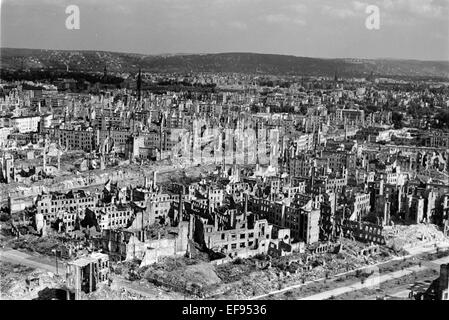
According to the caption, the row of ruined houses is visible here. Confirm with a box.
[32,173,428,266]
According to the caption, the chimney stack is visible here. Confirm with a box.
[244,193,248,217]
[153,171,157,189]
[439,264,449,299]
[188,214,194,240]
[207,187,212,213]
[214,212,219,231]
[43,141,47,173]
[178,186,184,223]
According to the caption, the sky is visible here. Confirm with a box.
[1,0,449,61]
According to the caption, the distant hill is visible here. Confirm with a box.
[1,48,449,79]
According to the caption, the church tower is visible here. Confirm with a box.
[137,69,142,102]
[334,69,339,89]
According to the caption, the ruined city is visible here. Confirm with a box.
[1,0,449,304]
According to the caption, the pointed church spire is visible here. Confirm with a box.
[137,68,142,102]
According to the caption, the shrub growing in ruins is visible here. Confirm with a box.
[253,253,269,261]
[0,212,11,222]
[112,265,123,275]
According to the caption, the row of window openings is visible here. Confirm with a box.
[40,205,90,214]
[40,198,93,206]
[224,241,254,250]
[221,232,254,240]
[109,219,130,226]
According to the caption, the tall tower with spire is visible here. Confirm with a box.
[334,69,339,89]
[137,69,142,102]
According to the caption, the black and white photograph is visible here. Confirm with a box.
[0,0,449,309]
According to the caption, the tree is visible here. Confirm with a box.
[392,112,403,129]
[434,110,449,129]
[250,104,259,113]
[299,105,308,115]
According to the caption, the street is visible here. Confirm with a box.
[1,248,63,275]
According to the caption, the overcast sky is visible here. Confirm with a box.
[1,0,448,60]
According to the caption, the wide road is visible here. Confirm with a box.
[250,241,449,300]
[1,248,64,275]
[299,255,449,300]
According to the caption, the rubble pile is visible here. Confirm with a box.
[214,239,395,299]
[384,224,449,251]
[143,257,222,297]
[1,262,34,299]
[0,262,64,300]
[87,284,150,300]
[7,234,64,256]
[215,258,259,283]
[112,259,142,280]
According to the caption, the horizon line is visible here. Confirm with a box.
[1,46,449,63]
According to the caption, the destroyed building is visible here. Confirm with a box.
[249,196,320,244]
[65,253,110,300]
